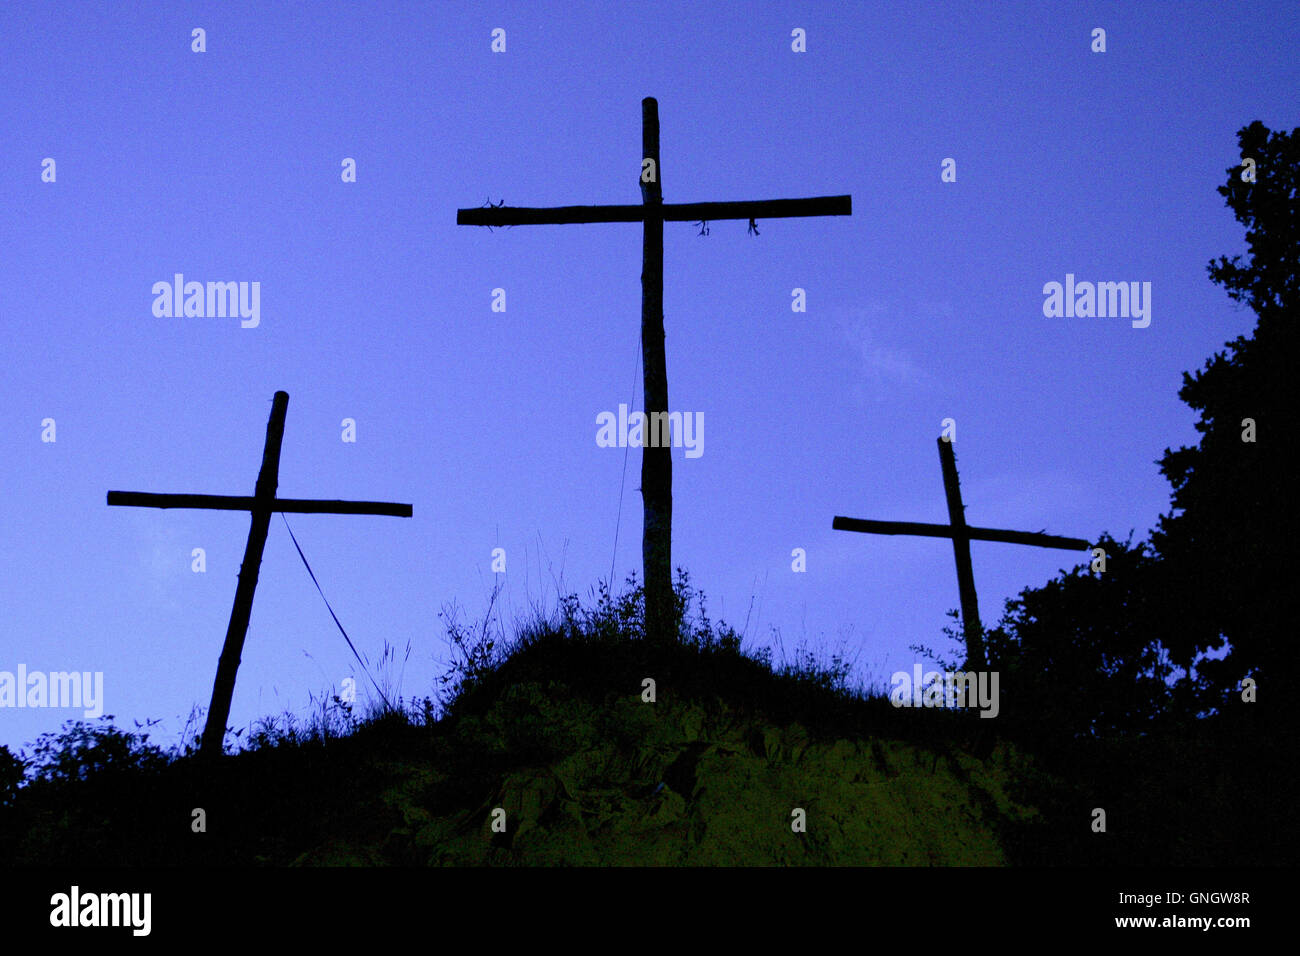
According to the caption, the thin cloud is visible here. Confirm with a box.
[831,302,939,396]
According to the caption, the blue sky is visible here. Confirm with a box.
[2,1,1297,754]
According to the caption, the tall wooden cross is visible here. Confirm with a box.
[832,438,1089,669]
[458,96,852,642]
[108,391,412,759]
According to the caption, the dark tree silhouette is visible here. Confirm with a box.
[1151,121,1298,699]
[984,122,1297,741]
[982,535,1187,746]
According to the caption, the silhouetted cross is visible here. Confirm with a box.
[108,391,412,759]
[458,96,851,641]
[833,438,1089,668]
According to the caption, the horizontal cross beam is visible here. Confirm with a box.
[107,491,412,518]
[457,195,852,227]
[831,516,1088,551]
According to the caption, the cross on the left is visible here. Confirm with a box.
[108,391,412,760]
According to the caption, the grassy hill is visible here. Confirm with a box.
[0,579,1286,866]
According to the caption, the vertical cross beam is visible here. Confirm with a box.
[199,391,288,758]
[937,438,983,669]
[640,97,673,642]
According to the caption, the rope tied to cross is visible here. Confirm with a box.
[280,513,394,712]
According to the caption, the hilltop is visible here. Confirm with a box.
[0,578,1286,866]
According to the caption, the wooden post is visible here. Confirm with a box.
[199,392,288,758]
[937,438,983,669]
[457,98,852,642]
[640,97,673,642]
[458,196,851,227]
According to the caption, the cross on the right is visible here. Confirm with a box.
[833,437,1090,670]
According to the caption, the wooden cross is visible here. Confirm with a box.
[107,391,412,759]
[832,438,1088,669]
[458,96,852,641]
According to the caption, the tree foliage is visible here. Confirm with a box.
[987,122,1296,739]
[1151,121,1297,695]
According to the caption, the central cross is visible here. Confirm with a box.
[458,96,851,641]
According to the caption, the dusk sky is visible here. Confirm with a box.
[3,1,1297,754]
